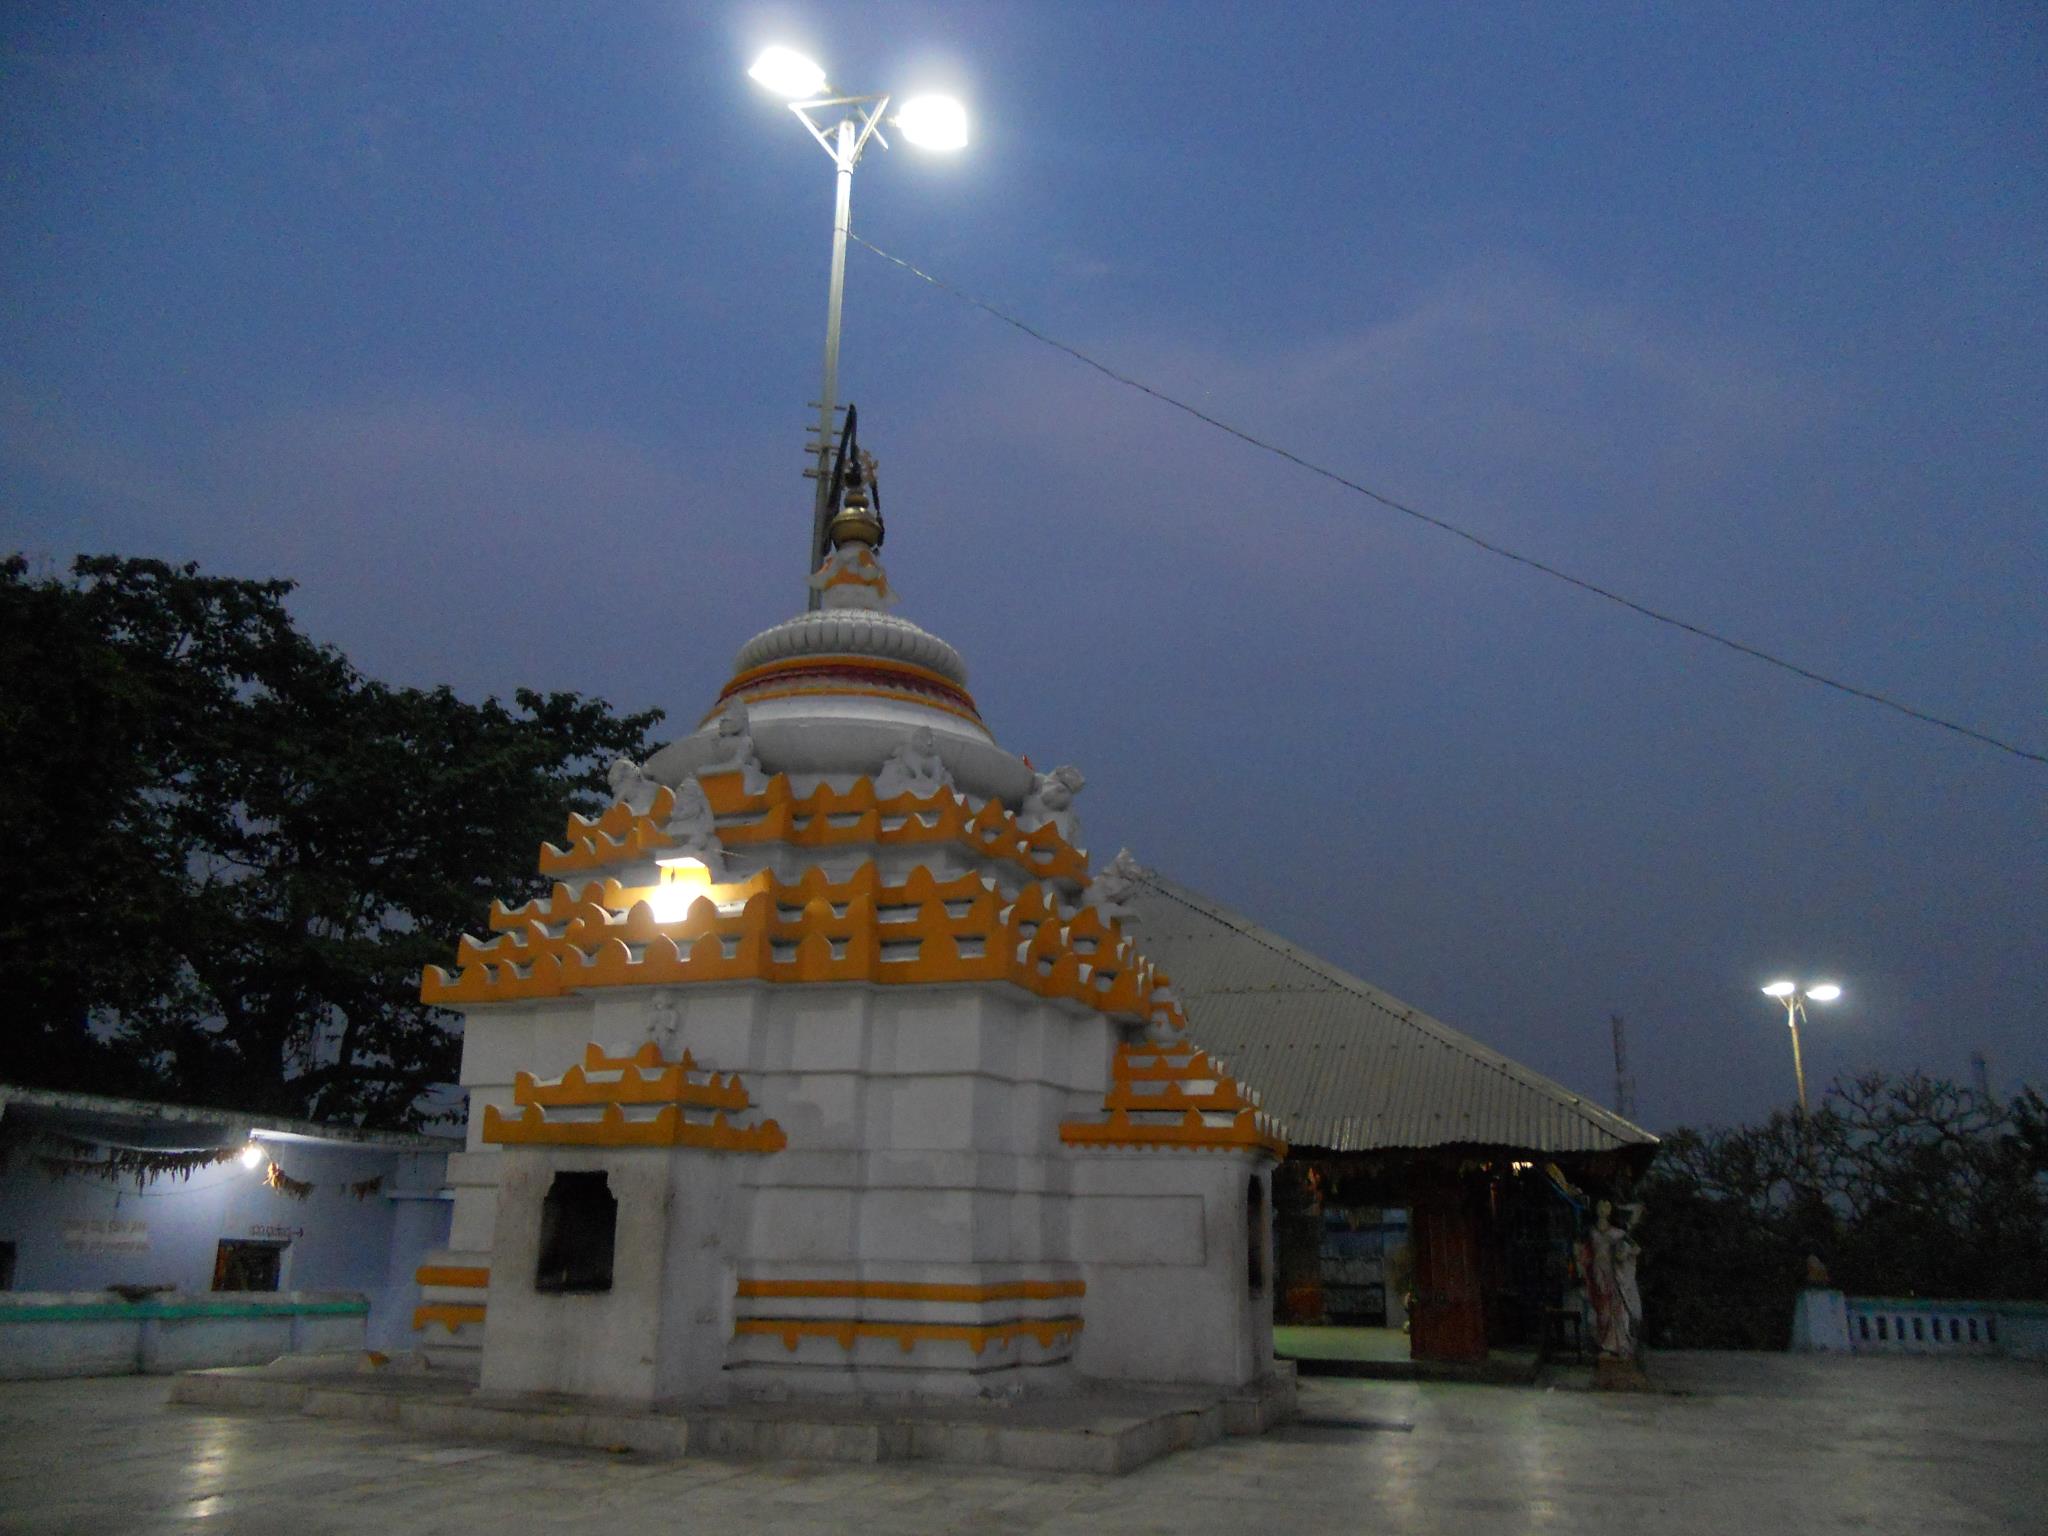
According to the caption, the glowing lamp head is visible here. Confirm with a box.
[896,94,969,151]
[1762,981,1798,999]
[748,46,828,101]
[239,1142,265,1169]
[1806,983,1842,1003]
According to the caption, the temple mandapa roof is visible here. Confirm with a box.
[1126,872,1657,1158]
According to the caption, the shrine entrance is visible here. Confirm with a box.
[1271,1147,1644,1373]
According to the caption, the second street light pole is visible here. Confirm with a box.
[1762,980,1841,1124]
[1783,994,1810,1122]
[808,117,857,608]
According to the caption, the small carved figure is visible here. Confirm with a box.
[645,990,682,1056]
[606,756,663,815]
[661,777,723,876]
[1019,764,1085,848]
[702,703,767,793]
[874,725,952,798]
[807,543,897,612]
[1082,847,1145,924]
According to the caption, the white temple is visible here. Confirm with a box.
[411,473,1290,1411]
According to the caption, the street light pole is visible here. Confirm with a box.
[748,47,968,608]
[809,115,858,605]
[1762,980,1840,1123]
[1781,993,1810,1121]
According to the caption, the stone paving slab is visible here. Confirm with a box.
[166,1355,1298,1475]
[3,1352,2044,1535]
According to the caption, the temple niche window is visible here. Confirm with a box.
[1247,1176,1267,1294]
[534,1171,617,1294]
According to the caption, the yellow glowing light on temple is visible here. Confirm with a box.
[648,856,712,923]
[239,1142,265,1169]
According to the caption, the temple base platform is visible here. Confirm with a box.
[169,1352,1297,1475]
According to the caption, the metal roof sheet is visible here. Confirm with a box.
[1127,872,1657,1156]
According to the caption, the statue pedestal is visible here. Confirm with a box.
[1593,1354,1652,1392]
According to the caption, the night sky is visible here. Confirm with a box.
[4,2,2042,1133]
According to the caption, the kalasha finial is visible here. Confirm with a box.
[825,404,884,551]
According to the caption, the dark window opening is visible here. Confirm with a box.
[0,1240,15,1290]
[1912,1317,1924,1341]
[1987,1316,1998,1344]
[535,1171,617,1294]
[1968,1318,1979,1342]
[213,1240,284,1292]
[1876,1316,1888,1341]
[1246,1176,1266,1294]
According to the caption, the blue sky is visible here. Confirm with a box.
[4,1,2043,1131]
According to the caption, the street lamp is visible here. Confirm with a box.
[1762,980,1842,1120]
[747,47,968,607]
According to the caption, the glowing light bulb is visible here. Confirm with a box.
[239,1143,265,1169]
[1806,983,1842,1003]
[896,94,968,151]
[1761,981,1797,998]
[648,857,711,923]
[749,46,827,101]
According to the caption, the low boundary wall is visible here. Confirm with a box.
[0,1291,367,1379]
[1791,1289,2048,1361]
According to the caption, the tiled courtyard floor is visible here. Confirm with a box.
[2,1351,2043,1535]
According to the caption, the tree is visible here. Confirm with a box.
[1640,1072,2048,1347]
[0,555,663,1127]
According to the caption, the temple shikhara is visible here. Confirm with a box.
[410,455,1294,1421]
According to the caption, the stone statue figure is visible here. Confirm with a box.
[1018,764,1085,849]
[873,725,952,798]
[702,703,767,793]
[1580,1199,1645,1369]
[661,777,723,877]
[807,543,898,611]
[606,756,663,815]
[1082,848,1145,924]
[645,990,682,1056]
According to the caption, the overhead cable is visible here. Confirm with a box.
[850,232,2045,768]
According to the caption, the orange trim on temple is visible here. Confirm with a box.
[423,860,1178,1033]
[412,1303,485,1332]
[720,652,977,704]
[734,1316,1084,1356]
[482,1100,786,1152]
[414,1265,489,1289]
[736,1279,1085,1303]
[714,682,987,730]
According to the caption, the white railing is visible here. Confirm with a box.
[1793,1289,2047,1361]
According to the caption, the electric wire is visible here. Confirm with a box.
[849,232,2046,768]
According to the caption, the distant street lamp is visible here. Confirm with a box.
[1762,980,1842,1120]
[747,47,968,607]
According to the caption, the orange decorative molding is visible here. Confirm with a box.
[412,1303,485,1332]
[735,1316,1084,1356]
[525,772,1087,885]
[736,1278,1085,1303]
[414,1265,489,1289]
[483,1100,787,1152]
[539,786,678,875]
[514,1040,749,1112]
[422,861,1185,1038]
[480,1040,786,1153]
[1061,1041,1287,1159]
[715,654,983,726]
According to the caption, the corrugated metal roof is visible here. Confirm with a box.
[1127,872,1657,1156]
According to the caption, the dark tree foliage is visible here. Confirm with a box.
[1640,1072,2048,1348]
[0,555,663,1128]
